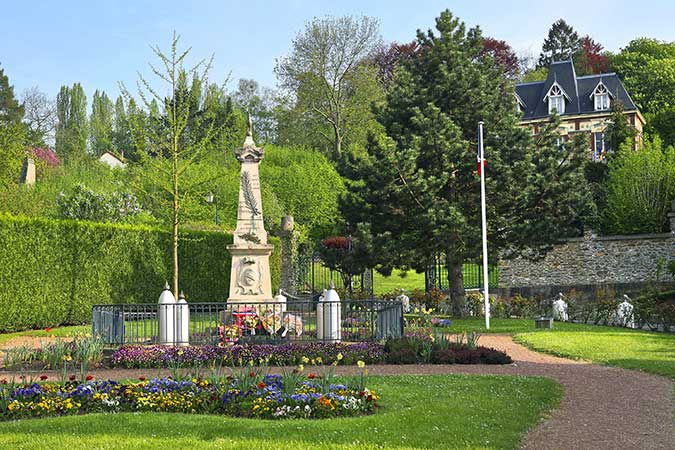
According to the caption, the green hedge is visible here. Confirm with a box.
[0,214,281,332]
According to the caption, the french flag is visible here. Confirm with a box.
[477,126,486,176]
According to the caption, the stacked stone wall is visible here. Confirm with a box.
[499,232,675,289]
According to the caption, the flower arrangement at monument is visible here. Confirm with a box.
[0,369,378,421]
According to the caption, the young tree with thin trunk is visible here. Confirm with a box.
[122,32,226,297]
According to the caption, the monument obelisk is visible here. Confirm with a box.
[227,117,275,303]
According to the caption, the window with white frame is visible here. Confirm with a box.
[594,83,610,111]
[548,85,565,114]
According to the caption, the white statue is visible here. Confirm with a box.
[614,295,635,328]
[552,293,569,322]
[396,289,410,313]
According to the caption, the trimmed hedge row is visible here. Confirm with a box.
[0,214,281,332]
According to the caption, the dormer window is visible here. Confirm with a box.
[546,84,566,114]
[592,82,611,111]
[515,93,526,113]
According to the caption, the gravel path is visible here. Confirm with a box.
[0,335,672,450]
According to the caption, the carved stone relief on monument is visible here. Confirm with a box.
[236,257,264,295]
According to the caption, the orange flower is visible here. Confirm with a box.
[257,382,266,389]
[307,373,317,379]
[45,327,52,333]
[86,375,94,381]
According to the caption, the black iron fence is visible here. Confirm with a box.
[425,255,499,292]
[296,253,373,296]
[92,299,403,346]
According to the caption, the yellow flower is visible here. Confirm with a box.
[298,364,304,372]
[62,355,73,362]
[336,353,343,361]
[357,360,365,368]
[301,356,310,364]
[316,357,323,364]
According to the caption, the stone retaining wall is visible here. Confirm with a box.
[499,231,675,288]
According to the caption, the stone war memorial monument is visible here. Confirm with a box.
[227,117,277,305]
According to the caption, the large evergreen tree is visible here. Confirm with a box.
[537,19,581,67]
[55,83,88,162]
[90,89,114,155]
[342,10,593,314]
[0,66,24,126]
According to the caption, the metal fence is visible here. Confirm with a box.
[296,253,374,296]
[425,255,499,292]
[92,299,403,346]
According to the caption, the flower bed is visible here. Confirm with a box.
[0,373,378,421]
[108,338,512,369]
[111,342,386,368]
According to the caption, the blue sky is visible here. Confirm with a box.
[1,0,673,102]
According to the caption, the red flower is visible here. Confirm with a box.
[138,376,146,381]
[358,391,365,397]
[39,375,48,381]
[308,373,317,379]
[257,382,266,389]
[45,327,52,333]
[86,375,94,381]
[69,375,76,381]
[249,371,256,377]
[367,395,373,402]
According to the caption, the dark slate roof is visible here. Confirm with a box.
[515,60,638,120]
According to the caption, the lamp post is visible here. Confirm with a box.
[205,191,219,225]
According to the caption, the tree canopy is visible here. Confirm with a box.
[341,10,593,314]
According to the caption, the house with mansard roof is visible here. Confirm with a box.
[515,59,645,161]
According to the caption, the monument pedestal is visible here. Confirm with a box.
[227,243,275,303]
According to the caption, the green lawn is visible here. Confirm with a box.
[441,318,601,334]
[425,318,675,379]
[514,328,675,380]
[0,325,89,344]
[0,374,560,450]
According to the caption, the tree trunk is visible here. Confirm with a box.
[172,140,179,298]
[446,255,467,316]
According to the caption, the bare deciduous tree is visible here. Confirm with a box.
[22,86,56,147]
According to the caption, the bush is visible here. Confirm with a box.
[602,136,675,234]
[430,349,455,364]
[0,213,282,332]
[386,347,419,364]
[451,347,481,364]
[478,347,513,365]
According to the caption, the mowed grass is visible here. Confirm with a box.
[0,374,561,450]
[442,318,602,334]
[0,325,89,344]
[514,328,675,380]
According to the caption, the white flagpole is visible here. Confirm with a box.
[479,121,490,329]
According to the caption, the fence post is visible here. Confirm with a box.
[158,282,176,345]
[317,283,341,342]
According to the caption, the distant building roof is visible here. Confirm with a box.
[515,60,638,120]
[98,151,126,169]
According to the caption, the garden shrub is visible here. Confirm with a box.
[0,213,282,332]
[477,347,513,365]
[450,347,481,364]
[430,349,455,364]
[386,347,419,364]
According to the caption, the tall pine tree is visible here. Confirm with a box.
[0,67,25,126]
[341,10,593,314]
[537,19,581,68]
